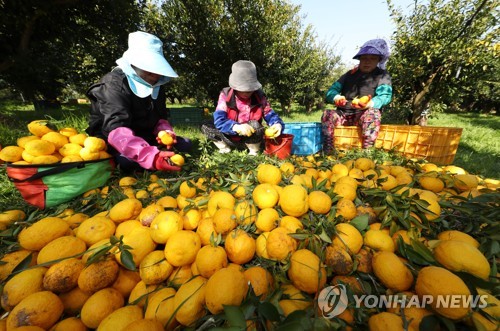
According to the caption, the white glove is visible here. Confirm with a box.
[269,123,282,138]
[233,123,255,137]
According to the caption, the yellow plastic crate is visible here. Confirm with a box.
[334,125,463,165]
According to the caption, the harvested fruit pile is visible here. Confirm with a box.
[0,140,498,330]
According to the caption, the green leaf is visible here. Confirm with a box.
[410,239,437,264]
[223,305,246,328]
[350,214,369,232]
[257,301,280,322]
[120,250,136,271]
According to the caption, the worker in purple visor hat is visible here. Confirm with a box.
[322,38,392,152]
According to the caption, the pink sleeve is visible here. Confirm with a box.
[108,127,159,170]
[154,119,174,135]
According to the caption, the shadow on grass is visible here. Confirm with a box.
[453,142,499,179]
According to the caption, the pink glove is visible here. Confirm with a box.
[154,151,181,172]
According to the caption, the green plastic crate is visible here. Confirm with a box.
[168,107,204,126]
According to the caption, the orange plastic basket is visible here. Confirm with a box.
[333,125,463,165]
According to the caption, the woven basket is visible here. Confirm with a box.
[334,125,463,165]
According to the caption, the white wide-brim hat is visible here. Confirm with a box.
[228,60,262,91]
[120,31,178,78]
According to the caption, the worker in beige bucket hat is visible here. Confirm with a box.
[201,60,284,155]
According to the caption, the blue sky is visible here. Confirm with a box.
[289,0,415,65]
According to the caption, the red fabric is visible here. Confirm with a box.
[6,167,47,209]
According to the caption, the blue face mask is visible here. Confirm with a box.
[116,57,170,99]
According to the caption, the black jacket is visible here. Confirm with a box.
[86,68,168,146]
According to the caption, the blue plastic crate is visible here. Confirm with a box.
[283,122,323,155]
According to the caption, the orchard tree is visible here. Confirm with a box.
[387,0,499,124]
[0,0,144,101]
[153,0,337,109]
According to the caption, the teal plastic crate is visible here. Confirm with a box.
[283,122,323,155]
[168,107,204,126]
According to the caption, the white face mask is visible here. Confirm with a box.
[116,57,170,99]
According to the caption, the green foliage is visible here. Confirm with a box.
[0,0,144,101]
[387,0,499,123]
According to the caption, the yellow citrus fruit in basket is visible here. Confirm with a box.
[83,136,106,152]
[27,119,56,137]
[139,250,174,285]
[109,198,142,223]
[17,135,39,148]
[195,245,228,278]
[288,249,327,294]
[252,183,279,209]
[205,267,248,314]
[179,180,197,198]
[255,207,279,232]
[61,155,84,163]
[79,147,100,160]
[437,230,479,248]
[279,184,309,217]
[266,227,297,261]
[41,131,68,149]
[453,174,479,191]
[170,154,185,166]
[80,287,124,329]
[332,223,363,254]
[59,143,83,157]
[234,200,257,225]
[333,182,357,201]
[36,235,86,265]
[42,258,85,293]
[364,229,395,252]
[150,210,183,244]
[59,127,78,137]
[212,207,237,235]
[18,216,70,251]
[368,312,404,331]
[244,266,274,299]
[173,275,207,326]
[75,215,116,246]
[415,266,471,320]
[69,133,88,146]
[225,229,256,265]
[257,163,282,185]
[372,251,414,292]
[0,145,24,162]
[419,176,445,193]
[98,305,143,331]
[144,287,177,329]
[432,240,490,280]
[23,138,55,156]
[278,284,311,317]
[1,267,47,311]
[157,130,174,145]
[308,190,332,214]
[335,198,357,220]
[165,230,201,267]
[51,316,88,331]
[279,215,303,233]
[6,290,64,330]
[280,161,295,175]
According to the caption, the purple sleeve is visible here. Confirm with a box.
[154,119,174,135]
[108,127,159,170]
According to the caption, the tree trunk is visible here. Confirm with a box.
[410,67,442,125]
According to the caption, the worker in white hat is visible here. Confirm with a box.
[87,31,191,172]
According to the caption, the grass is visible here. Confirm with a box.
[0,100,498,210]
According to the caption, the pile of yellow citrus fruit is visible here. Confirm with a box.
[0,152,498,330]
[0,120,111,164]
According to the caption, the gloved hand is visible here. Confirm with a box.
[233,123,255,137]
[266,123,282,138]
[156,130,177,149]
[352,95,373,110]
[154,151,181,172]
[333,95,347,107]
